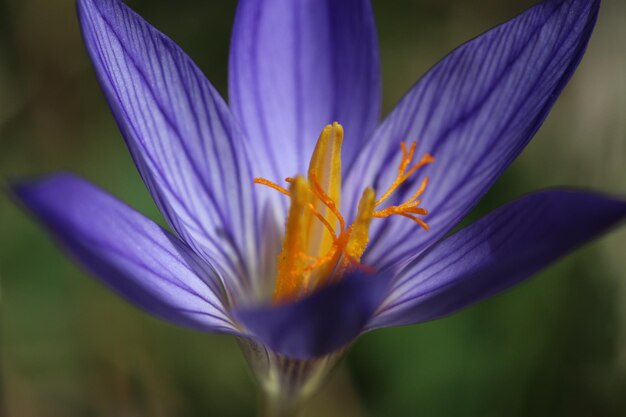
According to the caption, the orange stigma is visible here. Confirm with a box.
[371,142,434,231]
[254,122,434,303]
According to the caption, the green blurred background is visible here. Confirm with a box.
[2,0,626,415]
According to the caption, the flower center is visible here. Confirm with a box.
[255,122,434,303]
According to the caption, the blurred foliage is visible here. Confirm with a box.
[1,0,625,416]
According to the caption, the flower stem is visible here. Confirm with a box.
[260,394,303,417]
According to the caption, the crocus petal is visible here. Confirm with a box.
[13,173,239,335]
[234,272,389,359]
[369,189,626,329]
[77,0,259,298]
[229,0,380,184]
[346,0,600,269]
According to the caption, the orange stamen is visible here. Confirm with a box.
[375,142,434,206]
[405,177,430,205]
[310,174,346,233]
[253,178,290,196]
[253,127,434,303]
[306,202,339,243]
[371,142,433,229]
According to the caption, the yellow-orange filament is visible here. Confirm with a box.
[252,177,344,240]
[306,202,338,243]
[309,174,346,233]
[372,142,434,230]
[254,123,434,303]
[253,178,290,196]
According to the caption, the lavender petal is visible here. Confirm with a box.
[346,0,600,270]
[13,173,240,334]
[78,0,260,298]
[229,0,381,186]
[370,189,626,329]
[235,272,389,359]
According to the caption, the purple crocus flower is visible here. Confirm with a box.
[12,0,626,413]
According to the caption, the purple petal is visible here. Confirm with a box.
[77,0,260,298]
[234,272,389,359]
[229,0,380,184]
[346,0,600,269]
[369,189,626,329]
[13,173,239,335]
